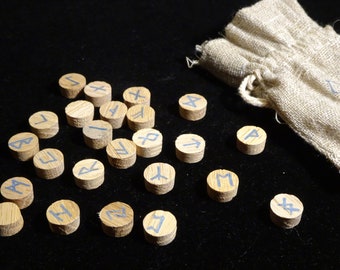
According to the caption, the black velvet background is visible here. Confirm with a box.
[0,1,339,269]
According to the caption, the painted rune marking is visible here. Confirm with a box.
[34,114,48,125]
[89,85,106,92]
[216,173,234,188]
[65,76,79,86]
[78,161,99,175]
[39,151,57,164]
[182,95,201,108]
[8,137,33,149]
[183,138,201,148]
[278,197,300,215]
[138,132,159,145]
[129,89,145,101]
[106,207,127,220]
[244,129,259,140]
[49,204,72,222]
[147,214,165,233]
[326,80,340,94]
[88,126,108,131]
[114,142,129,155]
[132,106,144,119]
[5,179,30,194]
[109,104,119,116]
[150,166,168,181]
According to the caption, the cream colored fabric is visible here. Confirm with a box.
[197,0,340,169]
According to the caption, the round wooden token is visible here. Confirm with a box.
[72,159,105,190]
[207,169,239,202]
[179,93,207,121]
[99,101,128,129]
[65,100,94,128]
[82,120,113,149]
[59,73,86,99]
[236,125,267,155]
[33,148,64,179]
[270,193,304,229]
[1,177,34,209]
[106,138,137,169]
[8,132,39,161]
[143,163,175,195]
[0,202,24,237]
[99,201,134,237]
[84,81,112,107]
[126,104,155,131]
[175,133,205,163]
[132,128,163,158]
[46,199,80,235]
[123,86,151,107]
[28,111,59,139]
[143,210,177,246]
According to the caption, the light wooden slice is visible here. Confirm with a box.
[126,104,155,131]
[82,120,113,149]
[46,199,80,235]
[72,159,105,190]
[99,101,128,129]
[143,162,175,195]
[236,125,267,155]
[33,148,64,179]
[175,133,205,163]
[29,111,59,139]
[123,86,151,107]
[1,177,34,209]
[59,73,86,99]
[65,100,94,128]
[207,169,239,202]
[0,202,24,237]
[84,81,112,107]
[132,128,162,158]
[106,138,137,169]
[178,93,207,121]
[8,132,39,161]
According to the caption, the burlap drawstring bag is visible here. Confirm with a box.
[188,0,340,170]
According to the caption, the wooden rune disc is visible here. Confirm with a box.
[82,120,113,149]
[29,111,59,139]
[143,210,177,246]
[84,81,112,107]
[72,159,105,190]
[123,86,151,107]
[236,125,267,155]
[207,169,239,202]
[132,128,163,158]
[65,100,94,128]
[59,73,86,99]
[46,199,80,235]
[270,193,304,229]
[8,132,39,161]
[99,101,128,129]
[33,148,64,179]
[106,138,137,169]
[1,177,34,209]
[175,133,205,163]
[178,93,207,121]
[99,201,134,237]
[0,202,24,237]
[126,104,155,131]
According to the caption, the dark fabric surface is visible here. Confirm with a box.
[0,1,339,268]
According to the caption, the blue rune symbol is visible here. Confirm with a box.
[114,142,129,155]
[39,151,57,164]
[65,76,79,86]
[88,126,108,131]
[138,132,159,145]
[5,179,30,194]
[244,129,259,140]
[78,161,99,175]
[34,114,48,125]
[89,85,106,92]
[278,197,300,215]
[216,173,234,188]
[183,138,201,148]
[106,207,127,220]
[150,166,168,181]
[8,137,33,149]
[49,204,72,222]
[132,106,144,119]
[129,89,145,101]
[326,80,340,94]
[182,95,201,108]
[147,214,165,233]
[109,104,119,116]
